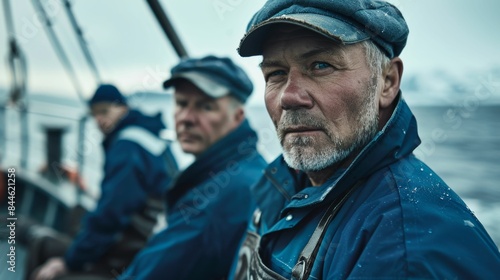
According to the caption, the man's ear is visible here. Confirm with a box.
[379,57,403,109]
[234,106,245,125]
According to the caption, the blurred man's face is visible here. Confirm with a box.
[90,103,128,135]
[174,80,242,157]
[261,26,380,173]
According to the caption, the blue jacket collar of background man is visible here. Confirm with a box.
[167,119,260,206]
[103,109,166,149]
[253,93,420,226]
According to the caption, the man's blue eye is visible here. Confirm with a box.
[265,70,287,82]
[176,101,187,107]
[202,104,214,111]
[269,70,286,77]
[313,62,331,70]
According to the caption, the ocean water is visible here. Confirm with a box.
[1,94,499,249]
[411,104,500,246]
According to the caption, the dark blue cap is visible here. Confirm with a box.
[163,55,253,103]
[238,0,409,58]
[88,84,127,107]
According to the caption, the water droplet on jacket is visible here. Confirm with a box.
[464,220,475,227]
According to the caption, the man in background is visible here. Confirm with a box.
[120,55,267,279]
[28,84,177,279]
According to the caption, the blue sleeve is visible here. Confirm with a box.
[64,140,153,270]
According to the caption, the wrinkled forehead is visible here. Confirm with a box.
[261,24,351,61]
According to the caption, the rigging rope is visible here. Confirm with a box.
[2,0,28,105]
[31,0,86,104]
[2,0,30,168]
[62,0,102,84]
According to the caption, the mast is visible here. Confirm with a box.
[62,0,102,84]
[145,0,189,58]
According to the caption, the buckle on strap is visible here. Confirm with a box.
[291,259,306,280]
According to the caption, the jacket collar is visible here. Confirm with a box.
[103,109,166,149]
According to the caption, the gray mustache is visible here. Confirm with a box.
[277,111,327,141]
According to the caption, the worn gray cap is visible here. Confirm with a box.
[238,0,409,58]
[163,55,253,103]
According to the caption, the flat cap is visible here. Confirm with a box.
[163,55,253,103]
[238,0,409,58]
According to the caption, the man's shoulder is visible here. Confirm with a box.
[319,158,500,278]
[113,126,168,157]
[343,156,470,232]
[365,156,488,244]
[200,156,265,194]
[234,151,267,173]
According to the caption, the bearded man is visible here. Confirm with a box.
[231,0,500,279]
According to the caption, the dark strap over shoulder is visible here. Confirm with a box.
[291,181,362,280]
[100,196,165,272]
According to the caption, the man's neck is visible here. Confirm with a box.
[306,164,340,186]
[305,152,358,186]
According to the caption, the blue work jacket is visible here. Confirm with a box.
[121,119,267,280]
[65,110,177,270]
[239,96,500,279]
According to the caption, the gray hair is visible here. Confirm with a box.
[361,40,391,82]
[226,95,244,113]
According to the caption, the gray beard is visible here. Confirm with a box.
[279,82,380,172]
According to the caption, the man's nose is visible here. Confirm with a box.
[280,70,314,110]
[95,115,105,126]
[176,107,197,125]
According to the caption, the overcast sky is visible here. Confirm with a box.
[1,0,499,106]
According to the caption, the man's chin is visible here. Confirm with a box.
[282,145,351,172]
[100,128,111,135]
[180,142,203,156]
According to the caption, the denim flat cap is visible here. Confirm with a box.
[163,55,253,103]
[88,84,127,106]
[238,0,409,58]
